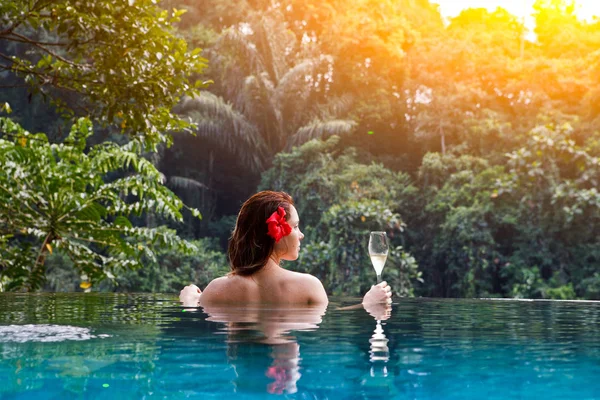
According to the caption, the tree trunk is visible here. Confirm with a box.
[439,124,446,155]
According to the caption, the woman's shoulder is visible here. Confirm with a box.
[281,270,327,304]
[295,272,323,288]
[202,274,252,303]
[205,274,233,285]
[284,269,321,284]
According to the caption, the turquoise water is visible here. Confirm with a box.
[0,294,599,399]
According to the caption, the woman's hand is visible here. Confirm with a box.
[179,284,202,307]
[363,301,392,321]
[362,281,392,305]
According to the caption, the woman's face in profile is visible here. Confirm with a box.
[274,205,304,261]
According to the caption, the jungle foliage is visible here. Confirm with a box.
[0,116,200,291]
[0,0,208,147]
[2,0,600,299]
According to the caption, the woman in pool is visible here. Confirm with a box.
[180,190,392,306]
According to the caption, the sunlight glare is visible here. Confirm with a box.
[435,0,600,21]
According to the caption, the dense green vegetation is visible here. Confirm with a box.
[0,117,201,291]
[1,0,600,298]
[0,0,205,291]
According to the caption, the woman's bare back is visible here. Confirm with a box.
[200,268,328,305]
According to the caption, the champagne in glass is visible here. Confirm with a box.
[368,232,388,284]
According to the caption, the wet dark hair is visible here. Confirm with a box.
[228,191,294,276]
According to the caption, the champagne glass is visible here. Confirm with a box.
[368,231,388,284]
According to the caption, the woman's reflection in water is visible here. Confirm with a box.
[201,303,326,395]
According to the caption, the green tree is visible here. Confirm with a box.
[411,123,600,299]
[42,238,228,293]
[281,0,426,158]
[178,11,358,164]
[500,123,600,298]
[0,0,208,147]
[160,10,359,225]
[406,7,529,156]
[0,116,200,291]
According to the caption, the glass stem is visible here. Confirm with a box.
[376,274,382,284]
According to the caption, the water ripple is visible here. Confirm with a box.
[0,324,110,343]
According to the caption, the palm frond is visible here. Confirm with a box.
[317,93,355,120]
[275,56,334,135]
[286,119,358,150]
[176,92,268,173]
[236,73,276,118]
[168,176,211,191]
[238,73,284,150]
[215,27,266,78]
[274,59,317,104]
[253,15,296,82]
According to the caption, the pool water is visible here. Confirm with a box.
[0,293,599,399]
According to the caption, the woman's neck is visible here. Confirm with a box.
[260,256,283,275]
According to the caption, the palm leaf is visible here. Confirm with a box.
[275,56,334,135]
[275,58,322,103]
[252,14,295,83]
[176,92,268,173]
[287,120,358,150]
[317,93,355,120]
[215,27,266,78]
[168,176,211,191]
[238,73,283,150]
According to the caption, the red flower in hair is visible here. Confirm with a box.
[266,207,292,242]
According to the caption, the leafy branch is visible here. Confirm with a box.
[0,116,201,291]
